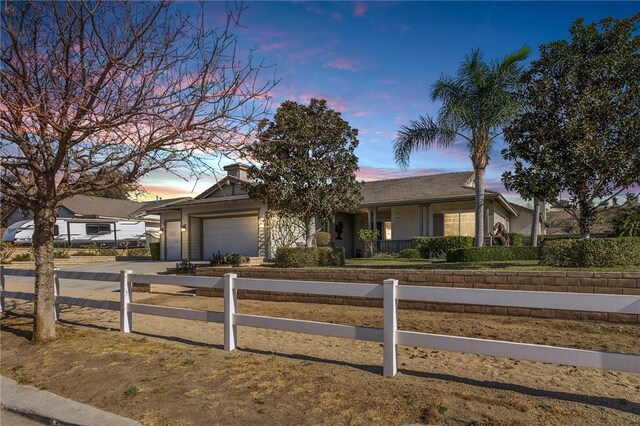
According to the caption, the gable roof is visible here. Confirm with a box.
[131,197,193,217]
[362,171,476,205]
[195,175,254,200]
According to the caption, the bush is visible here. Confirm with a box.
[398,248,422,259]
[412,236,474,259]
[53,248,70,258]
[71,250,97,256]
[100,248,121,256]
[314,231,331,247]
[447,246,539,262]
[175,259,196,274]
[126,247,150,257]
[507,233,528,246]
[226,253,247,266]
[149,243,160,260]
[12,252,32,261]
[539,237,640,267]
[274,247,345,268]
[0,243,16,263]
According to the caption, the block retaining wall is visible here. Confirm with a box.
[134,267,640,323]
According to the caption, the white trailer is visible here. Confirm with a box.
[2,219,158,248]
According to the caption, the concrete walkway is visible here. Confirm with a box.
[1,376,139,425]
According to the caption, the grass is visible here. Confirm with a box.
[339,258,640,272]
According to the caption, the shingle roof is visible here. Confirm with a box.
[131,197,192,217]
[362,171,477,205]
[61,195,144,219]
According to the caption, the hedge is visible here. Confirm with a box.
[149,243,160,260]
[412,236,474,259]
[274,247,345,268]
[507,232,528,246]
[446,246,539,262]
[539,237,640,267]
[398,248,421,259]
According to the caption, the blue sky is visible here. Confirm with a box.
[139,1,639,203]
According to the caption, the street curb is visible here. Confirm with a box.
[1,376,139,425]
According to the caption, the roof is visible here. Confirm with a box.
[362,171,476,205]
[58,195,144,219]
[148,171,518,216]
[131,197,192,217]
[195,175,254,200]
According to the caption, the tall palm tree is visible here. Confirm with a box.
[394,47,530,246]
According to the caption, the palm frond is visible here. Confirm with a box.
[393,116,454,168]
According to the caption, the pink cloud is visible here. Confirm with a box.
[353,1,367,17]
[261,42,285,51]
[325,58,359,71]
[352,110,369,118]
[292,92,349,112]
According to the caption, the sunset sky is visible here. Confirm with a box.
[137,1,638,204]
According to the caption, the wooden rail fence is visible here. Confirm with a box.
[1,266,639,376]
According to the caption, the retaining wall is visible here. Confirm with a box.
[137,267,640,323]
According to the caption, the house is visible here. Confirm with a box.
[150,164,541,261]
[2,194,190,246]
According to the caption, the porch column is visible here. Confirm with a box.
[372,207,378,233]
[423,204,430,236]
[367,209,372,230]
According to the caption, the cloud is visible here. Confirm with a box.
[325,58,359,71]
[293,91,349,112]
[261,42,285,51]
[353,1,367,17]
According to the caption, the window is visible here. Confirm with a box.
[86,223,111,235]
[444,212,475,237]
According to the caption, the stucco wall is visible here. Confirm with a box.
[391,205,421,240]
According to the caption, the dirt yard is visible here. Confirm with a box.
[1,284,639,425]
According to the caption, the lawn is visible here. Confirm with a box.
[341,258,640,272]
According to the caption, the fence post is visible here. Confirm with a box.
[383,278,398,377]
[224,273,237,351]
[120,270,133,333]
[0,266,5,314]
[53,268,60,321]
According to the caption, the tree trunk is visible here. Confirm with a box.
[304,217,315,247]
[32,205,57,342]
[474,167,485,247]
[531,199,541,247]
[577,199,593,238]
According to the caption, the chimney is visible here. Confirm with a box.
[223,163,250,181]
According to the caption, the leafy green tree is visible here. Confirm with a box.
[502,14,640,238]
[247,99,362,247]
[358,228,379,257]
[394,47,530,246]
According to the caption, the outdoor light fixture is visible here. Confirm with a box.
[159,227,164,235]
[181,224,187,232]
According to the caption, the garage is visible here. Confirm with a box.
[165,221,181,260]
[202,215,258,259]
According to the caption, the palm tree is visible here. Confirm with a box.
[394,47,530,246]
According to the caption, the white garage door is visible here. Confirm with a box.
[165,221,181,261]
[203,216,258,258]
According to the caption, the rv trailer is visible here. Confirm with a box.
[2,219,158,248]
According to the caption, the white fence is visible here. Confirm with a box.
[1,266,639,376]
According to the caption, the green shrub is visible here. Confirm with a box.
[371,252,399,259]
[412,236,474,259]
[539,237,640,267]
[175,259,195,274]
[127,247,150,257]
[314,231,331,247]
[274,247,345,268]
[12,252,32,262]
[149,243,160,260]
[507,233,528,246]
[398,248,422,259]
[209,251,226,266]
[446,246,539,262]
[226,253,247,266]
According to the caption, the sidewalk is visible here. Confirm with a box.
[1,376,139,425]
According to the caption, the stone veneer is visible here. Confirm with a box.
[135,267,640,323]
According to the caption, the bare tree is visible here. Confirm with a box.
[0,1,276,341]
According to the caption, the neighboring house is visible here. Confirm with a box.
[509,202,546,237]
[2,194,190,245]
[150,164,541,261]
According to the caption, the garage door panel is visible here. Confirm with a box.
[203,216,258,259]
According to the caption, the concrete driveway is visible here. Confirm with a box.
[3,261,177,292]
